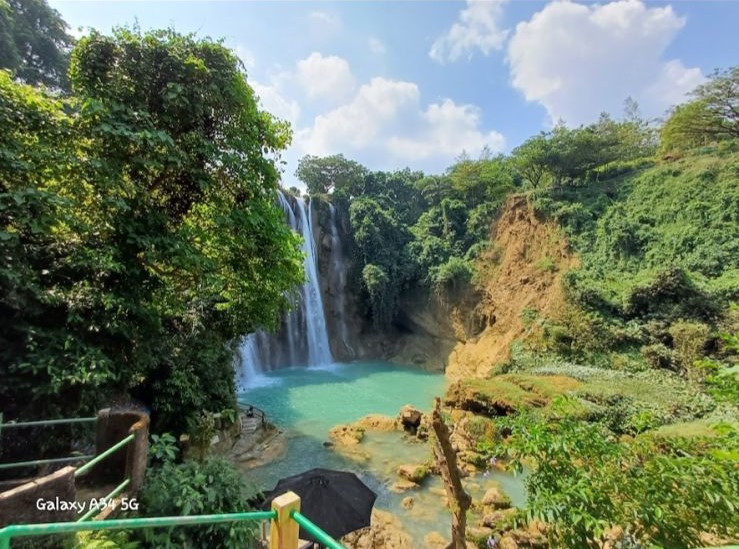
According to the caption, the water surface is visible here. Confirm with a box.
[237,361,525,543]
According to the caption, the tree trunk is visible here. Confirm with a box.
[430,397,471,549]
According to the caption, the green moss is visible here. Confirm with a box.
[445,374,581,416]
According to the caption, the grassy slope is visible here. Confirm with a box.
[536,144,739,317]
[459,145,739,437]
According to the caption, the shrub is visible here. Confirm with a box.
[69,531,139,549]
[136,459,259,549]
[483,414,739,548]
[623,268,719,320]
[148,433,179,465]
[640,343,675,370]
[669,320,712,375]
[535,256,557,273]
[431,256,473,294]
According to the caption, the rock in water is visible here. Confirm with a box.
[398,405,423,434]
[482,486,512,509]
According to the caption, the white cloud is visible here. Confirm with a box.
[368,37,386,55]
[507,0,705,125]
[389,99,505,161]
[251,81,300,126]
[297,78,419,154]
[430,0,509,64]
[295,52,356,102]
[295,77,505,171]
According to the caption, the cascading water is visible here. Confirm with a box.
[327,203,354,358]
[299,195,332,365]
[236,191,332,389]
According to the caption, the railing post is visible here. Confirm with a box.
[124,416,149,494]
[269,491,300,549]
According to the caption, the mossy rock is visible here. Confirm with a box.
[397,463,429,484]
[444,374,580,416]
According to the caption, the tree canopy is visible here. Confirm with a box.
[660,67,739,153]
[0,28,302,431]
[295,154,367,197]
[0,0,74,89]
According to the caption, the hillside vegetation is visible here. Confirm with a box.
[0,1,737,545]
[297,69,739,548]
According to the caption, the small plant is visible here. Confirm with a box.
[69,531,139,549]
[136,458,260,549]
[188,411,217,462]
[535,256,557,273]
[220,407,237,425]
[148,433,179,465]
[520,307,539,328]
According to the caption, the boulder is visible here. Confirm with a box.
[400,496,414,510]
[398,405,423,434]
[466,526,494,547]
[499,536,519,549]
[341,509,412,549]
[357,414,399,432]
[329,424,365,446]
[481,508,517,529]
[397,463,429,484]
[389,479,419,493]
[482,486,512,510]
[509,527,548,549]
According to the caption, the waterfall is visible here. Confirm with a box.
[236,191,333,389]
[328,203,354,358]
[298,196,332,366]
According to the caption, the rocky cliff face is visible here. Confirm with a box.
[445,195,577,379]
[311,197,377,361]
[312,194,576,376]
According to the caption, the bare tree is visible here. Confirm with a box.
[430,397,471,549]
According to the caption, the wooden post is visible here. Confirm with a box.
[431,398,471,549]
[124,415,150,494]
[269,491,301,549]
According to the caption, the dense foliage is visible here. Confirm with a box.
[484,411,738,548]
[137,458,259,548]
[0,28,303,432]
[0,0,74,89]
[660,67,739,152]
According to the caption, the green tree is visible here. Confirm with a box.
[660,67,739,153]
[511,133,552,188]
[660,100,724,153]
[484,412,739,548]
[691,66,739,139]
[349,196,413,328]
[295,154,368,197]
[0,0,74,89]
[0,29,303,432]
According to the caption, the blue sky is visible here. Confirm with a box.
[50,0,739,187]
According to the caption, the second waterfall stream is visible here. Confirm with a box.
[237,191,332,388]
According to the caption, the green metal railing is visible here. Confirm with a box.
[1,414,136,523]
[75,479,130,522]
[292,510,346,549]
[0,511,278,549]
[0,415,97,471]
[0,417,97,429]
[74,433,134,478]
[0,509,350,549]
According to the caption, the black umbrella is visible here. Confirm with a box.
[261,468,377,544]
